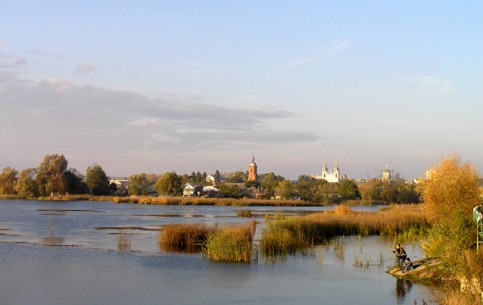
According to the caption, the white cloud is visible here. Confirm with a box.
[283,40,351,70]
[0,40,6,46]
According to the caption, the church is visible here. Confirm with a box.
[248,155,258,182]
[312,161,344,183]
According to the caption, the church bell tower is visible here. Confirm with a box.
[248,155,258,182]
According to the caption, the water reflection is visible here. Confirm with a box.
[41,223,65,246]
[117,231,132,252]
[41,236,65,246]
[332,238,345,262]
[395,278,414,304]
[0,200,435,305]
[159,243,203,254]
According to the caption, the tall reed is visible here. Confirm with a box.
[159,223,216,252]
[204,225,253,262]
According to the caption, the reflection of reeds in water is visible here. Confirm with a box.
[41,236,65,246]
[333,239,345,262]
[117,231,131,252]
[41,223,65,246]
[354,256,373,268]
[236,210,253,218]
[353,251,388,269]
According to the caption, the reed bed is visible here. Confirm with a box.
[0,195,24,200]
[261,204,430,256]
[436,288,482,305]
[204,225,253,262]
[236,210,253,217]
[113,196,316,206]
[159,223,216,252]
[158,222,255,261]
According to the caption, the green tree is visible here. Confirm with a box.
[226,171,246,183]
[155,172,182,196]
[214,170,221,182]
[195,171,203,183]
[86,165,110,195]
[219,183,242,198]
[128,174,148,195]
[338,179,361,200]
[359,179,382,201]
[0,167,18,194]
[394,183,421,203]
[15,168,38,197]
[62,168,89,194]
[276,179,294,199]
[36,154,68,196]
[380,181,397,203]
[296,176,317,202]
[259,172,282,199]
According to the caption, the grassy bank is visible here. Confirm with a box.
[261,204,430,256]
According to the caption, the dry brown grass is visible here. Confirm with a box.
[159,223,216,252]
[113,195,316,206]
[437,288,482,305]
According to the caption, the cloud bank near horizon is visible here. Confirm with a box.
[0,69,319,169]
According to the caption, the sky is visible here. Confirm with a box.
[1,1,482,180]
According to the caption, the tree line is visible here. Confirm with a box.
[0,153,421,204]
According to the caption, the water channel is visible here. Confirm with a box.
[0,200,436,305]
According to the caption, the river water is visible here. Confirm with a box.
[0,200,435,305]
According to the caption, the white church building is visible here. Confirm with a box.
[312,161,346,183]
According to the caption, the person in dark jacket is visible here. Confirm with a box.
[402,257,414,273]
[392,243,407,270]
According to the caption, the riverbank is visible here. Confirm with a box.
[1,194,385,207]
[388,257,483,304]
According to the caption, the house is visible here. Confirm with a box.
[183,183,219,197]
[202,186,219,197]
[206,175,216,184]
[109,179,129,196]
[183,183,197,197]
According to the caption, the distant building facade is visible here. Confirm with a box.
[382,163,392,182]
[248,156,258,182]
[313,161,343,183]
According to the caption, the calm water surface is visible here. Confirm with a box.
[0,200,436,305]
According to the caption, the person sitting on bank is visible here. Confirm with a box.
[402,257,414,273]
[392,243,407,270]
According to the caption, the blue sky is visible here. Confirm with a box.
[1,1,482,179]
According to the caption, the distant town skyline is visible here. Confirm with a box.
[1,1,482,180]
